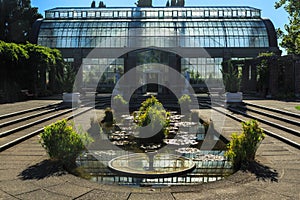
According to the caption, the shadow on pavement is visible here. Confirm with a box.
[19,159,67,180]
[247,161,278,182]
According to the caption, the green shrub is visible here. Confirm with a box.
[112,95,128,115]
[135,96,170,142]
[139,95,161,113]
[137,97,169,128]
[100,107,116,133]
[225,120,265,170]
[57,63,77,93]
[221,60,241,93]
[296,106,300,111]
[178,94,192,114]
[178,94,192,105]
[113,94,128,105]
[40,119,93,167]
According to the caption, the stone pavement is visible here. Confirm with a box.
[0,99,299,199]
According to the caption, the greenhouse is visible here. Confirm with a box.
[31,6,280,93]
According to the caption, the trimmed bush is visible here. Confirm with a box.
[225,120,265,170]
[113,94,128,105]
[178,94,192,105]
[112,95,128,114]
[134,96,170,143]
[178,94,192,113]
[100,107,115,133]
[40,119,93,168]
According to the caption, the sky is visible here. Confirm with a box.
[31,0,289,53]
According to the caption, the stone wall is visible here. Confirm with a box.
[235,55,300,98]
[294,56,300,97]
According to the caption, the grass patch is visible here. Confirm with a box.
[296,106,300,111]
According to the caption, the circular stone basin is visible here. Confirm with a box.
[108,153,196,178]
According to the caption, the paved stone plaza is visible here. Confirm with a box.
[0,99,299,199]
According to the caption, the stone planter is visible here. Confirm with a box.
[224,92,243,103]
[63,92,80,104]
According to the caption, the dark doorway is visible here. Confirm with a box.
[146,73,158,92]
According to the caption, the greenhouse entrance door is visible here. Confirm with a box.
[146,72,159,93]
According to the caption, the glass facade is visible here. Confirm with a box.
[181,58,223,80]
[35,6,277,84]
[38,20,269,49]
[82,58,124,88]
[44,7,261,20]
[38,7,269,49]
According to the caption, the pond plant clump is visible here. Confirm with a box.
[98,96,172,151]
[134,96,171,145]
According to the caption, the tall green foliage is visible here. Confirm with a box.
[0,0,42,43]
[0,40,29,65]
[135,0,152,7]
[275,0,300,55]
[225,120,265,170]
[98,1,106,8]
[57,63,76,93]
[23,43,62,94]
[91,1,96,8]
[169,0,185,7]
[135,96,170,139]
[0,41,66,101]
[166,0,170,7]
[0,41,29,101]
[171,0,176,7]
[256,52,275,95]
[221,60,241,93]
[177,0,185,7]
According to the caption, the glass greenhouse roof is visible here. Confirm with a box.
[38,6,269,49]
[45,6,261,20]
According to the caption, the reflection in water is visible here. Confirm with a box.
[77,149,233,186]
[76,111,233,186]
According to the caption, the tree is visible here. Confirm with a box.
[275,0,300,55]
[23,43,57,95]
[135,0,152,7]
[91,1,96,8]
[0,0,42,44]
[221,60,241,93]
[177,0,185,7]
[0,41,66,102]
[0,41,29,101]
[171,0,176,7]
[98,1,106,8]
[166,0,170,7]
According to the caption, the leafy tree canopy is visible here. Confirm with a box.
[166,1,170,7]
[98,1,106,8]
[91,1,96,8]
[135,0,152,7]
[0,40,29,66]
[170,0,185,7]
[275,0,300,55]
[0,0,42,43]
